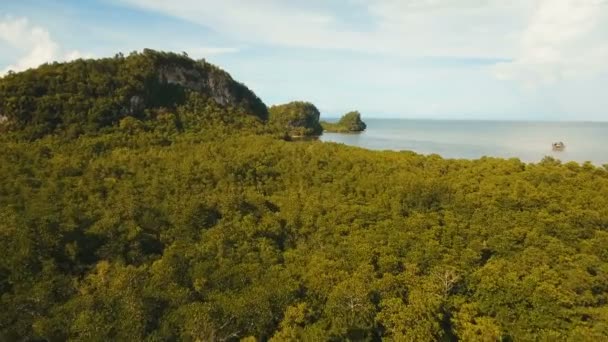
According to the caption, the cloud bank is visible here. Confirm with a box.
[117,0,608,87]
[494,0,608,86]
[0,16,92,75]
[118,0,526,58]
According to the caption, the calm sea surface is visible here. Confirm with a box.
[319,119,608,164]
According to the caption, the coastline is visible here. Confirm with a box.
[319,119,608,165]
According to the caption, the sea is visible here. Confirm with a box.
[319,119,608,165]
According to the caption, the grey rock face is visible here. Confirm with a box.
[157,64,268,120]
[129,96,145,115]
[158,66,232,105]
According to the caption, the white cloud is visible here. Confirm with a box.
[116,0,608,84]
[187,46,240,58]
[0,16,93,75]
[367,0,529,57]
[493,0,608,86]
[117,0,366,52]
[63,50,95,61]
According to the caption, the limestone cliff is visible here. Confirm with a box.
[155,55,267,120]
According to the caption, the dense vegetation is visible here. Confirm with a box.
[268,101,323,137]
[322,111,367,133]
[1,52,608,341]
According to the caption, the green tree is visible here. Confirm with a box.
[268,101,323,137]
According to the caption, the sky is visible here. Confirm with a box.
[1,0,608,121]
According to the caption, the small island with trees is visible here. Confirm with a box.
[268,101,323,138]
[321,111,367,133]
[268,103,367,138]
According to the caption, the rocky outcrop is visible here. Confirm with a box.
[156,59,268,121]
[128,96,145,115]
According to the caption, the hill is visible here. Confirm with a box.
[0,49,268,138]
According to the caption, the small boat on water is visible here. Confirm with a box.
[552,142,566,151]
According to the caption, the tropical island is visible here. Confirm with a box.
[1,50,608,341]
[268,101,323,138]
[321,111,367,133]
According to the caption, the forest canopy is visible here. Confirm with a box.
[1,51,608,341]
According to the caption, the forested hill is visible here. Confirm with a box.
[0,49,268,138]
[1,51,608,341]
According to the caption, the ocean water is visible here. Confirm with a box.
[319,119,608,165]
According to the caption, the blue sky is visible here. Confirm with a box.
[1,0,608,120]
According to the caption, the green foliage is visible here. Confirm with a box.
[268,101,323,137]
[1,52,608,341]
[321,110,367,133]
[2,123,608,340]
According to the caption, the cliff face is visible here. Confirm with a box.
[157,61,268,121]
